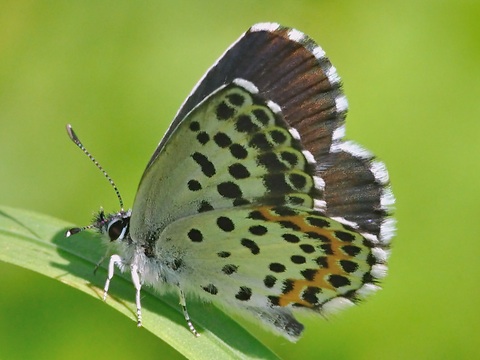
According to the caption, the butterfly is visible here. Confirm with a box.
[66,22,395,342]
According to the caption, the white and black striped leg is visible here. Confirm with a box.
[103,254,123,301]
[178,288,199,337]
[130,263,143,327]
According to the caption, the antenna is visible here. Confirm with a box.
[66,124,125,210]
[65,224,95,237]
[65,209,110,238]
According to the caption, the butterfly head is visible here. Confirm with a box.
[95,209,131,242]
[65,209,131,242]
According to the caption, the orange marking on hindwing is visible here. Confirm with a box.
[256,206,367,308]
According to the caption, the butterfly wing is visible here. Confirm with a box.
[155,205,387,341]
[128,23,394,340]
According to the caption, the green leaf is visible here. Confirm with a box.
[0,205,280,360]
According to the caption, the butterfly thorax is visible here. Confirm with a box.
[94,209,186,291]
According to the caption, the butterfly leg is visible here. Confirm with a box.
[130,263,143,327]
[103,254,123,301]
[178,288,199,337]
[93,254,106,275]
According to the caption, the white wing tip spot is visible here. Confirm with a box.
[322,297,355,315]
[332,125,346,142]
[381,187,395,210]
[326,65,341,85]
[380,217,396,245]
[287,28,306,42]
[356,283,381,300]
[362,232,379,245]
[335,95,348,113]
[370,161,390,185]
[312,46,326,60]
[331,216,358,229]
[335,140,374,160]
[313,199,327,212]
[372,247,389,263]
[233,78,259,94]
[251,23,280,32]
[267,100,282,114]
[313,176,325,191]
[371,264,388,279]
[288,128,301,140]
[302,150,316,164]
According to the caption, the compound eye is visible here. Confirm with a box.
[107,219,127,241]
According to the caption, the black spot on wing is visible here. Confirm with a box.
[192,152,216,177]
[214,132,232,148]
[187,229,203,242]
[217,216,235,232]
[217,181,242,198]
[264,275,277,288]
[241,238,260,255]
[222,264,238,275]
[235,286,252,301]
[187,179,202,191]
[228,163,250,179]
[202,284,218,295]
[269,263,286,273]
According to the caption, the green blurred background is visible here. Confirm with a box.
[1,1,479,359]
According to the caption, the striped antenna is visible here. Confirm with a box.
[65,209,110,238]
[66,124,125,211]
